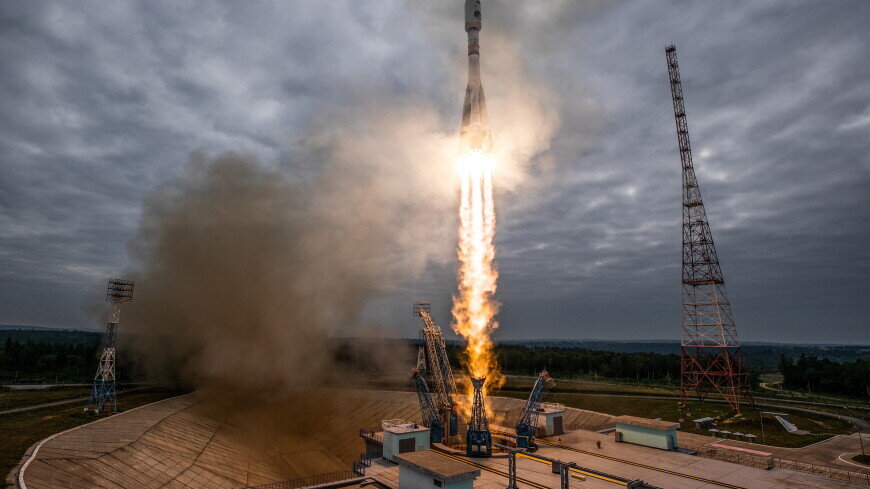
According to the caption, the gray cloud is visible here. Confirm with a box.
[0,1,867,344]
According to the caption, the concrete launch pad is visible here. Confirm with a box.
[16,390,867,489]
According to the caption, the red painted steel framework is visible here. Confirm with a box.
[666,45,754,412]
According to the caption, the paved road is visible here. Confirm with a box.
[3,383,91,390]
[758,382,870,411]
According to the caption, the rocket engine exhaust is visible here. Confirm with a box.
[452,0,502,409]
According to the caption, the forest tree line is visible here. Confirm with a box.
[1,336,99,383]
[0,333,140,383]
[2,330,867,399]
[446,344,685,385]
[778,354,869,398]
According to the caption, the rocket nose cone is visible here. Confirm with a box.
[465,0,482,29]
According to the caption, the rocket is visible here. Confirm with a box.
[460,0,492,152]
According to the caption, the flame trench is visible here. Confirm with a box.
[452,151,502,405]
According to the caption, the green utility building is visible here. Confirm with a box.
[382,420,431,462]
[537,403,565,437]
[395,450,480,489]
[614,415,680,451]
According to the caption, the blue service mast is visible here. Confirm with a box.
[411,368,444,443]
[515,370,554,448]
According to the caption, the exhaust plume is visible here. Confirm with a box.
[100,3,572,460]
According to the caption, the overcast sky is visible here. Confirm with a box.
[1,1,868,344]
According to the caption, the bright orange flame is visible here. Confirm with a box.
[452,150,503,415]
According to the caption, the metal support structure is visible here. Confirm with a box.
[495,443,659,489]
[415,347,427,374]
[414,301,458,440]
[85,278,133,414]
[515,370,554,448]
[466,376,492,457]
[666,45,754,413]
[560,463,572,489]
[506,451,519,489]
[410,368,444,444]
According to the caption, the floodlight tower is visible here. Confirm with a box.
[85,278,134,414]
[665,45,754,412]
[466,376,492,457]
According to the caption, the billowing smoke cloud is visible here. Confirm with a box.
[111,2,571,398]
[121,117,454,390]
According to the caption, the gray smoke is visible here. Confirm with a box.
[121,147,419,390]
[112,2,571,397]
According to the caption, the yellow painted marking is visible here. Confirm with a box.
[515,452,626,485]
[516,452,550,465]
[430,448,549,489]
[568,467,627,485]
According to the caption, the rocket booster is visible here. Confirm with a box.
[460,0,492,152]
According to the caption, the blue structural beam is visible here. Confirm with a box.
[411,368,444,443]
[515,370,553,448]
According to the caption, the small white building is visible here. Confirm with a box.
[395,450,480,489]
[614,415,680,451]
[693,417,714,430]
[382,419,430,462]
[537,403,565,437]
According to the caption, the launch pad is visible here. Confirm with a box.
[16,388,866,489]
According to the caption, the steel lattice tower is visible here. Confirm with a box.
[85,278,134,414]
[666,45,754,412]
[466,376,492,456]
[414,300,459,440]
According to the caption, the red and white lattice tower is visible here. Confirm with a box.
[666,45,754,412]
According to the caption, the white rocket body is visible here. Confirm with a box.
[460,0,492,152]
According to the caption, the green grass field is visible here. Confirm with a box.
[498,375,869,419]
[493,377,856,448]
[0,387,189,488]
[495,390,853,448]
[0,386,91,412]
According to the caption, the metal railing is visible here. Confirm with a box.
[680,443,870,485]
[679,443,772,469]
[771,458,869,485]
[239,457,368,489]
[359,428,383,445]
[238,470,360,489]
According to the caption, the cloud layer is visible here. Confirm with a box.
[0,1,867,344]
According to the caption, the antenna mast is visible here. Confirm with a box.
[666,45,754,412]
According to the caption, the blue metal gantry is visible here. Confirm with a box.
[414,301,459,441]
[515,370,554,448]
[411,368,444,443]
